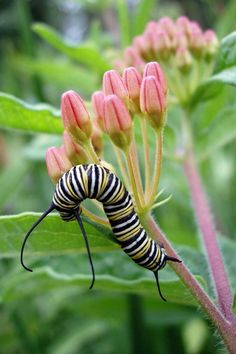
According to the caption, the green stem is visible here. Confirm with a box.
[147,128,163,207]
[81,206,109,227]
[85,140,100,164]
[113,145,130,188]
[140,118,150,198]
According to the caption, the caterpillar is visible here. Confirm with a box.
[21,163,181,301]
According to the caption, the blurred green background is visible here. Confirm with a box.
[0,0,236,353]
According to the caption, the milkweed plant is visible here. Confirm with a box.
[1,14,236,353]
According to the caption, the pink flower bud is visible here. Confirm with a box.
[104,94,133,150]
[189,31,205,56]
[103,70,129,105]
[174,31,188,49]
[61,90,92,144]
[204,30,219,56]
[143,62,167,95]
[154,30,172,56]
[124,47,145,70]
[46,146,72,184]
[91,121,103,156]
[158,17,176,38]
[176,16,192,37]
[140,76,166,130]
[175,47,192,71]
[123,67,142,110]
[63,131,87,165]
[91,91,105,131]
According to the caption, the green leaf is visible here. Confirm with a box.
[0,213,206,305]
[117,0,130,47]
[0,212,115,258]
[33,23,110,75]
[216,31,236,71]
[190,67,236,107]
[0,93,62,134]
[233,294,236,315]
[196,104,236,160]
[132,0,156,36]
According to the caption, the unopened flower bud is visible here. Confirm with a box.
[176,16,192,37]
[46,146,72,184]
[123,67,142,111]
[124,47,145,70]
[61,90,92,144]
[176,47,192,71]
[140,76,166,130]
[103,70,129,105]
[143,62,167,95]
[154,30,172,58]
[189,30,204,56]
[158,17,176,38]
[204,30,219,57]
[104,95,133,150]
[63,131,87,165]
[91,122,103,156]
[91,91,105,131]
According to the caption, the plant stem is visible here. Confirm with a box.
[140,118,151,197]
[113,145,130,188]
[142,214,236,353]
[183,147,234,321]
[181,111,234,322]
[85,140,100,164]
[81,207,109,227]
[125,142,145,212]
[147,128,163,207]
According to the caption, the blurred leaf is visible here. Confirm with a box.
[190,67,236,107]
[233,294,236,315]
[196,104,236,160]
[33,23,111,75]
[215,31,236,71]
[0,159,29,208]
[132,0,156,36]
[0,93,62,134]
[117,0,130,47]
[216,3,236,38]
[16,57,98,95]
[49,321,108,354]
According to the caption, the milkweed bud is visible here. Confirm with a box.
[143,62,167,95]
[46,146,72,184]
[123,67,142,112]
[63,131,87,165]
[103,70,129,105]
[61,90,92,144]
[176,47,192,71]
[91,91,105,131]
[104,94,133,150]
[140,76,166,130]
[204,30,219,57]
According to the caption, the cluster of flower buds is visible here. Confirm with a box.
[46,62,167,183]
[115,16,219,104]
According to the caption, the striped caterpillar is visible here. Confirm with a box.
[21,164,180,301]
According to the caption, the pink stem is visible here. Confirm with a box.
[183,148,234,322]
[144,215,236,353]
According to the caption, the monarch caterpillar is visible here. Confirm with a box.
[21,164,181,301]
